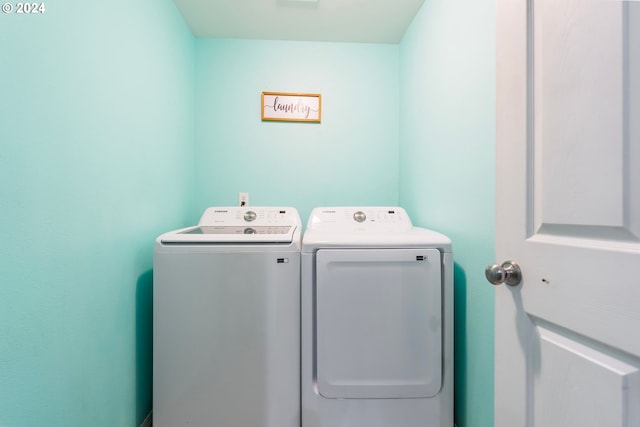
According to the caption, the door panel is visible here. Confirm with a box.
[315,248,442,399]
[532,323,640,427]
[533,0,627,229]
[532,0,638,235]
[496,0,640,425]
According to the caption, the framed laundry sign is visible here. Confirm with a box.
[261,92,321,123]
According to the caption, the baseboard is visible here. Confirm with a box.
[140,411,152,427]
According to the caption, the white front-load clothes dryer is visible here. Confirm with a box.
[153,207,301,427]
[301,207,453,427]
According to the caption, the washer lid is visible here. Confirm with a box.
[159,207,301,243]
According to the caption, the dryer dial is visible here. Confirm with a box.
[353,211,366,223]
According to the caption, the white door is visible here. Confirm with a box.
[495,0,640,426]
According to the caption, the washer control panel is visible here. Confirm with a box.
[199,207,299,227]
[161,207,301,244]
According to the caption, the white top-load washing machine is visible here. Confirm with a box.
[302,207,453,427]
[153,207,301,427]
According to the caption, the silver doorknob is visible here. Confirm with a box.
[485,261,522,286]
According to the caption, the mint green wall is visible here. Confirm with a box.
[0,1,194,426]
[194,39,399,222]
[1,2,495,426]
[399,1,495,427]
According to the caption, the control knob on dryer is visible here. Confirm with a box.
[353,211,366,223]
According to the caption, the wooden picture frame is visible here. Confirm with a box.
[261,92,321,123]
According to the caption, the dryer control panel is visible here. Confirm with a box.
[307,207,412,232]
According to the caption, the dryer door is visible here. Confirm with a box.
[315,248,442,399]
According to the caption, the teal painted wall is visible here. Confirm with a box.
[1,2,496,426]
[0,1,194,426]
[194,39,399,223]
[399,1,496,427]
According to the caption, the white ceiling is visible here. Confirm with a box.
[172,0,425,44]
